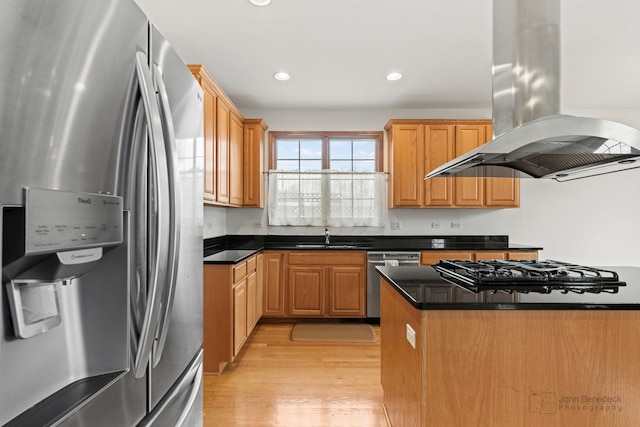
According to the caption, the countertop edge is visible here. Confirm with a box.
[376,265,640,311]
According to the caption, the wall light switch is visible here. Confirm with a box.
[406,324,416,349]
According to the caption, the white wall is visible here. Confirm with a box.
[209,107,640,267]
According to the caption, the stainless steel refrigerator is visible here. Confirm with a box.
[0,1,204,426]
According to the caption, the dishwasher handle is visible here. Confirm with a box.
[368,259,420,266]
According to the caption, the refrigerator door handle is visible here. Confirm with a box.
[133,51,170,379]
[174,352,203,427]
[139,350,204,427]
[151,65,182,367]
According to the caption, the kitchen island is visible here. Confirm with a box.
[377,265,640,427]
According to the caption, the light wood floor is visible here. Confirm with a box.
[203,321,388,427]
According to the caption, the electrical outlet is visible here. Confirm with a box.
[390,221,400,230]
[406,324,416,349]
[253,222,262,228]
[431,222,440,229]
[451,221,461,229]
[206,222,213,229]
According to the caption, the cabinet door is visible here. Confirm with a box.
[202,84,217,202]
[475,251,507,261]
[288,266,325,316]
[255,253,264,320]
[420,251,475,265]
[233,280,247,358]
[454,125,485,206]
[216,99,230,204]
[484,125,520,207]
[243,120,267,207]
[328,266,365,317]
[391,124,424,207]
[246,270,257,334]
[506,251,538,261]
[263,252,285,317]
[423,125,454,206]
[229,111,244,206]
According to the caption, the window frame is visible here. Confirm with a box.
[268,131,384,172]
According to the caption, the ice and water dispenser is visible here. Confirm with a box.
[2,188,123,338]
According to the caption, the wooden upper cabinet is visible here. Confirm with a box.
[389,124,424,207]
[188,65,217,202]
[424,125,454,207]
[484,125,520,207]
[386,119,520,209]
[216,99,231,204]
[188,64,267,207]
[454,125,485,207]
[229,111,244,206]
[243,119,268,207]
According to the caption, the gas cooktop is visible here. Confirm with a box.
[432,259,626,294]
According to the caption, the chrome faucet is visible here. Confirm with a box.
[325,228,330,245]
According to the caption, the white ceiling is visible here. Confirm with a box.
[133,0,640,111]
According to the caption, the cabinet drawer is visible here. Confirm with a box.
[233,261,247,283]
[288,251,366,266]
[421,251,474,265]
[246,255,257,273]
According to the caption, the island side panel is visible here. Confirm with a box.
[424,310,640,426]
[380,278,424,426]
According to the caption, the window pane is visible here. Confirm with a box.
[329,139,351,160]
[330,160,353,171]
[277,139,299,159]
[300,160,322,171]
[353,160,375,172]
[353,140,375,159]
[276,160,299,171]
[299,139,322,160]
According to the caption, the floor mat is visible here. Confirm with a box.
[290,322,377,343]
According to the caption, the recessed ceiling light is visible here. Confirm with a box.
[274,72,290,81]
[386,72,403,81]
[249,0,271,6]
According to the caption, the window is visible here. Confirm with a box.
[268,132,386,227]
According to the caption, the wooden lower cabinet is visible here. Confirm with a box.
[420,250,538,265]
[262,251,366,319]
[289,266,325,316]
[232,280,247,357]
[262,251,285,317]
[203,253,262,374]
[286,251,366,318]
[328,266,366,317]
[380,278,640,426]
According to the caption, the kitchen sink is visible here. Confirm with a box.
[294,243,364,249]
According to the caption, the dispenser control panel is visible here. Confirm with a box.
[24,188,123,254]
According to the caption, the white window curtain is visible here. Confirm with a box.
[267,171,387,227]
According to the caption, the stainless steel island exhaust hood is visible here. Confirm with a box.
[426,0,640,182]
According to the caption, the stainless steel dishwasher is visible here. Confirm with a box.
[367,251,420,318]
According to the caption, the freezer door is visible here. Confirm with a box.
[140,350,204,427]
[148,24,204,414]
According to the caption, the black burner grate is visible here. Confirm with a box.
[432,259,626,294]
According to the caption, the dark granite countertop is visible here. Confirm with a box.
[203,235,543,264]
[376,265,640,310]
[203,250,258,264]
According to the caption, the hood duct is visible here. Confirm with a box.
[426,0,640,181]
